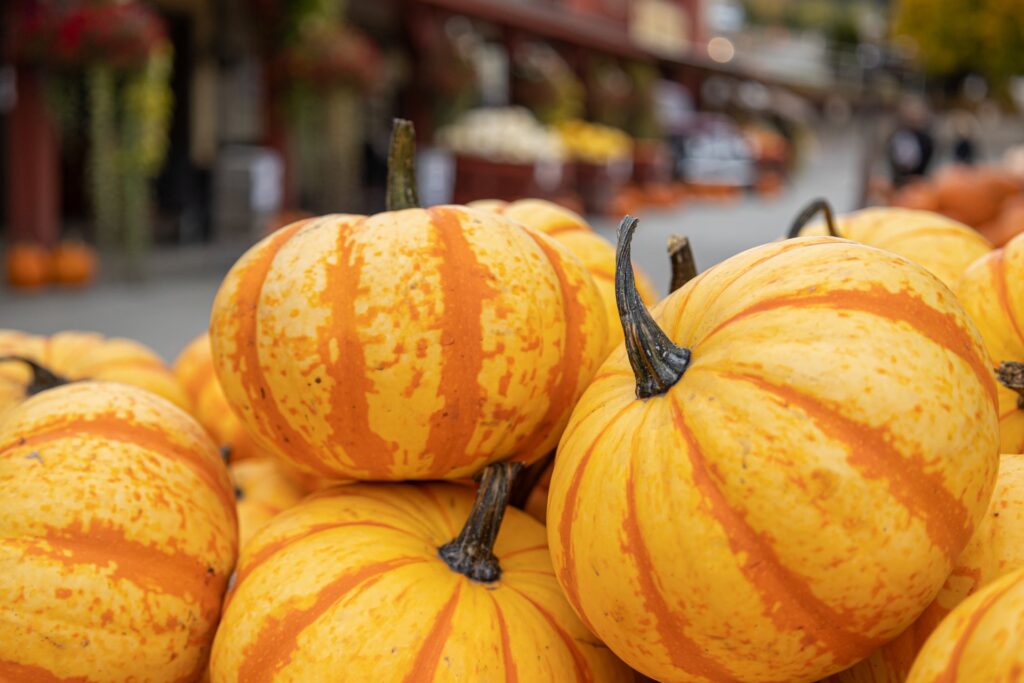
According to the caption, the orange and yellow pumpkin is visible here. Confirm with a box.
[231,458,306,548]
[0,329,190,416]
[548,218,1000,682]
[469,198,659,353]
[0,382,237,679]
[905,567,1024,682]
[789,204,992,288]
[210,122,608,481]
[956,231,1024,454]
[210,464,633,681]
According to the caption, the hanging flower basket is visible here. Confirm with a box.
[282,23,382,92]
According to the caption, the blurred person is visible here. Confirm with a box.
[887,96,935,187]
[950,110,979,165]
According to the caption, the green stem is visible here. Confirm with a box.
[0,356,71,396]
[997,362,1024,410]
[439,462,523,582]
[386,119,419,211]
[787,198,839,238]
[667,234,697,294]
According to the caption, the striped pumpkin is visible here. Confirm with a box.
[232,458,306,548]
[827,452,1024,682]
[175,332,263,462]
[210,465,634,681]
[790,205,991,288]
[548,219,1000,682]
[956,231,1024,454]
[0,329,190,415]
[469,198,659,353]
[0,382,237,680]
[905,567,1024,682]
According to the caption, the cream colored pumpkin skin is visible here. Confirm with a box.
[548,237,999,683]
[0,382,237,681]
[210,207,608,481]
[905,567,1024,683]
[210,482,634,682]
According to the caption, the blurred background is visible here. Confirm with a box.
[2,0,1024,358]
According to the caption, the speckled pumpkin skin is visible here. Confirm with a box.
[826,452,1024,683]
[175,333,263,461]
[210,207,608,481]
[905,567,1024,683]
[795,207,992,288]
[232,458,306,548]
[0,382,237,680]
[210,482,633,682]
[548,237,1000,683]
[0,329,190,416]
[956,232,1024,454]
[469,199,659,354]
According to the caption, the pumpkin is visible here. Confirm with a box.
[210,463,634,681]
[547,217,1000,682]
[955,232,1024,454]
[788,201,992,288]
[904,567,1024,683]
[51,239,98,287]
[827,452,1024,682]
[231,458,306,548]
[210,120,608,480]
[980,196,1024,248]
[174,333,263,461]
[4,242,51,289]
[0,329,190,416]
[0,382,237,679]
[468,198,659,353]
[933,165,1004,228]
[890,181,939,212]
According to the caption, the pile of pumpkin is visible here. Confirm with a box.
[4,239,98,290]
[1,120,1023,683]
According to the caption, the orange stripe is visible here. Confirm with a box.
[670,395,883,666]
[701,284,998,407]
[224,220,336,478]
[402,582,463,682]
[992,250,1024,347]
[932,574,1022,682]
[499,543,548,561]
[239,557,420,682]
[622,407,741,681]
[514,230,590,461]
[421,207,497,475]
[491,595,520,683]
[505,585,593,683]
[0,662,93,682]
[716,372,971,560]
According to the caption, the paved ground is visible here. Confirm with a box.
[1,126,863,362]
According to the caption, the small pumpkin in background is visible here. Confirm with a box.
[789,201,992,288]
[51,239,98,287]
[231,458,306,548]
[174,333,262,462]
[211,464,634,681]
[956,231,1024,454]
[0,329,190,416]
[468,198,658,354]
[890,181,940,212]
[933,165,1006,227]
[0,382,237,680]
[979,195,1024,248]
[905,567,1024,683]
[4,242,51,289]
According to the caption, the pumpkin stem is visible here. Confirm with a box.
[509,450,555,510]
[386,118,420,211]
[0,356,71,396]
[997,361,1024,410]
[616,216,691,399]
[439,461,523,583]
[787,198,839,238]
[667,234,697,294]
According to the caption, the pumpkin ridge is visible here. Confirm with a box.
[415,483,459,538]
[540,220,589,237]
[499,542,548,561]
[698,285,998,407]
[503,584,594,683]
[991,250,1024,347]
[238,556,422,681]
[489,593,520,683]
[0,660,94,683]
[714,371,972,560]
[668,394,883,665]
[401,581,464,682]
[872,225,991,250]
[321,215,397,475]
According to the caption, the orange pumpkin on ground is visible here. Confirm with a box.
[956,232,1024,454]
[548,218,999,682]
[905,567,1024,682]
[980,196,1024,248]
[210,464,633,681]
[231,458,306,548]
[469,198,659,354]
[789,202,992,288]
[827,452,1024,682]
[4,242,51,289]
[210,121,608,481]
[933,165,1005,228]
[174,333,263,462]
[0,329,190,416]
[51,239,98,287]
[890,181,939,212]
[0,382,237,680]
